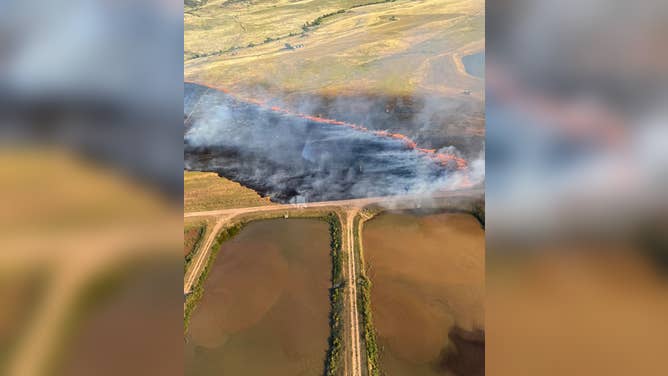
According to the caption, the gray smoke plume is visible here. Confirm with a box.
[184,83,482,203]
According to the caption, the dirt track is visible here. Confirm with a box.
[342,209,362,376]
[183,218,226,295]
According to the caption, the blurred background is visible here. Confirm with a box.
[0,0,183,375]
[486,0,668,375]
[2,0,667,375]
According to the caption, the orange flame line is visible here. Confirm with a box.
[187,81,469,172]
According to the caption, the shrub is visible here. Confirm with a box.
[324,213,344,375]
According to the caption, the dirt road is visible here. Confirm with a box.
[183,218,226,294]
[343,209,362,376]
[184,189,483,219]
[183,190,482,293]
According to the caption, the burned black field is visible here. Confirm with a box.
[184,83,480,203]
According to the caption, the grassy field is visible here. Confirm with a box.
[184,171,275,211]
[184,1,404,59]
[185,0,483,97]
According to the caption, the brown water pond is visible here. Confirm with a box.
[363,212,485,376]
[185,218,331,376]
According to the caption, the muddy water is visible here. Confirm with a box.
[363,212,485,376]
[185,219,331,376]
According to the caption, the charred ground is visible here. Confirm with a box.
[184,83,477,203]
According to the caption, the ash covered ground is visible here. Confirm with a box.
[184,83,481,203]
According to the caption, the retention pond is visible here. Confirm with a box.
[363,211,485,376]
[185,218,331,376]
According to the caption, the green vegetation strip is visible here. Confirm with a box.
[354,212,381,376]
[184,224,206,273]
[358,274,379,376]
[324,213,344,376]
[184,222,244,336]
[302,9,346,31]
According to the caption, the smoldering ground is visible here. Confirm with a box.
[184,83,482,203]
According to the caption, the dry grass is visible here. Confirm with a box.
[185,0,483,97]
[184,171,275,211]
[184,223,205,257]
